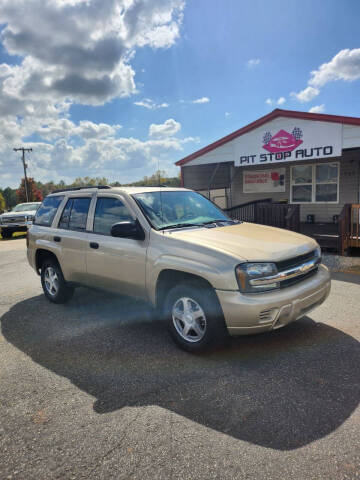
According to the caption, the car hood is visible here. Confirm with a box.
[1,210,36,218]
[169,222,317,262]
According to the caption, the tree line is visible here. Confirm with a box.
[0,170,180,212]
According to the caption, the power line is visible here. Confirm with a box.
[13,147,32,202]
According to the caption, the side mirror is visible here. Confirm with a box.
[110,220,145,240]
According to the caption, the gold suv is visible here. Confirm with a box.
[27,186,331,352]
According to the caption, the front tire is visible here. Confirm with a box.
[41,259,74,304]
[1,229,13,239]
[164,283,228,352]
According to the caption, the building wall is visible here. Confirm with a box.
[182,162,231,190]
[184,122,360,167]
[230,149,360,222]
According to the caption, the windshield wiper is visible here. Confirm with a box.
[160,219,238,230]
[160,223,206,231]
[202,219,237,226]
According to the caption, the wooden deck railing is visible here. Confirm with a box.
[338,204,351,255]
[225,198,272,223]
[225,199,300,232]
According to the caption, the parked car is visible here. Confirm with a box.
[0,202,41,238]
[27,186,330,352]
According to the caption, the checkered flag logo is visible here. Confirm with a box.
[292,127,303,141]
[263,131,272,144]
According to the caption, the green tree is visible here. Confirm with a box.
[2,187,17,210]
[124,170,181,187]
[72,177,109,187]
[0,192,5,213]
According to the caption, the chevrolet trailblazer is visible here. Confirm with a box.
[27,186,330,352]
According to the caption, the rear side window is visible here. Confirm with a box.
[34,195,64,227]
[93,197,133,235]
[58,197,91,231]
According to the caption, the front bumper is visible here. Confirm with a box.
[216,264,331,336]
[0,222,29,232]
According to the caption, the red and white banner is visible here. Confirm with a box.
[243,168,285,193]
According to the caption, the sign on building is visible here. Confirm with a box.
[243,168,286,193]
[235,119,342,167]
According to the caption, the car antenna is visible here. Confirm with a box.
[157,159,164,234]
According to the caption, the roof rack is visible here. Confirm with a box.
[51,185,112,194]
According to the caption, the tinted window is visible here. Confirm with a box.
[58,199,73,229]
[69,198,91,231]
[34,196,64,227]
[93,197,133,235]
[58,197,91,231]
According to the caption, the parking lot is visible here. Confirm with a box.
[0,238,359,480]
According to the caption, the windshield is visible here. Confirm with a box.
[12,203,39,212]
[133,191,231,230]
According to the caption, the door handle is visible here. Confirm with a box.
[90,242,99,249]
[54,236,61,242]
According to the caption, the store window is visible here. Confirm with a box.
[291,162,339,203]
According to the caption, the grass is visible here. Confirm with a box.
[0,231,27,241]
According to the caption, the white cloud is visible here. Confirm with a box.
[247,58,260,68]
[0,119,197,187]
[192,97,210,104]
[0,0,185,106]
[225,112,230,117]
[134,98,169,109]
[309,104,325,113]
[309,48,360,87]
[266,96,286,106]
[149,118,181,138]
[291,86,320,103]
[0,0,189,187]
[291,48,360,105]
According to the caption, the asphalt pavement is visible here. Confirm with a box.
[0,238,359,479]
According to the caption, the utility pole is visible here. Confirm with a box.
[14,147,32,203]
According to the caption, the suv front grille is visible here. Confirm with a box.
[276,250,316,271]
[275,249,319,289]
[279,267,318,289]
[3,216,26,223]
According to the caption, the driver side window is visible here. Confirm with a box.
[93,197,133,235]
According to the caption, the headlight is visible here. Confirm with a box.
[236,262,279,293]
[314,246,321,260]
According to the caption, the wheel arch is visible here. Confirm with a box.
[35,249,60,275]
[155,269,215,309]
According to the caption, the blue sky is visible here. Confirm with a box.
[0,0,360,187]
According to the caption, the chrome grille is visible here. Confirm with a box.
[276,250,316,271]
[276,250,319,289]
[4,216,26,223]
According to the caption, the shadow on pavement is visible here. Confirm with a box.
[331,271,360,285]
[1,289,359,451]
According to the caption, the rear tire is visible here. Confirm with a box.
[1,229,13,239]
[164,282,228,352]
[41,258,74,304]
